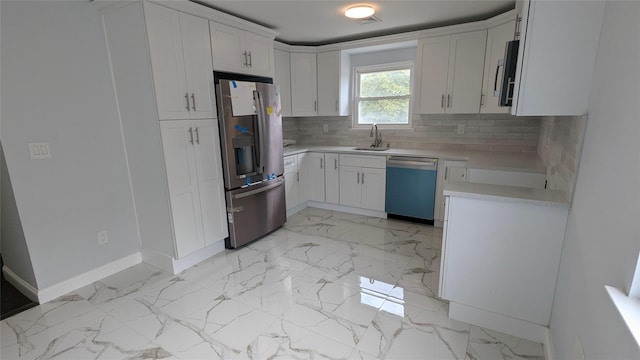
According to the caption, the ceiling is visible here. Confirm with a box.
[195,0,515,46]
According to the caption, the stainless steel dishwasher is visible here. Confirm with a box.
[385,156,437,221]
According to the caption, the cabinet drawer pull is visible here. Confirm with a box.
[188,127,194,145]
[191,93,196,111]
[441,94,445,108]
[320,158,323,169]
[195,127,200,144]
[185,93,190,111]
[334,159,338,170]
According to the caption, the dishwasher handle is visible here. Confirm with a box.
[387,157,437,171]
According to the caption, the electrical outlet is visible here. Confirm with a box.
[457,125,465,134]
[97,230,109,245]
[323,124,329,133]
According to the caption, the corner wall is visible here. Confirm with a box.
[548,1,640,358]
[0,1,140,291]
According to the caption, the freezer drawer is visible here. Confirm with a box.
[225,177,286,248]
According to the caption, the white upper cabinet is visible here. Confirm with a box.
[481,20,516,114]
[447,30,488,114]
[290,52,318,116]
[144,3,215,120]
[209,21,274,77]
[416,36,451,114]
[317,51,350,116]
[416,30,487,114]
[511,0,605,116]
[274,49,292,117]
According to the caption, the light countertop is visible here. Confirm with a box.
[444,181,569,208]
[283,145,545,174]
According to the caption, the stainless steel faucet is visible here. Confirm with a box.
[370,123,382,148]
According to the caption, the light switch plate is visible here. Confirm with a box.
[323,124,329,133]
[457,125,465,134]
[28,142,51,159]
[97,230,109,245]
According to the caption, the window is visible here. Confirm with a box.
[354,62,413,127]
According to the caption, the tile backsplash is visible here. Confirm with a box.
[284,113,541,153]
[537,115,587,201]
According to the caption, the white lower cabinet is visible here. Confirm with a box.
[324,153,340,204]
[434,160,468,223]
[284,153,309,213]
[306,152,325,202]
[440,195,568,341]
[339,154,386,211]
[160,120,228,258]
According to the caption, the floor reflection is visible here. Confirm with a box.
[359,276,405,317]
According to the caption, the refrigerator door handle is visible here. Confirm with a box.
[232,179,284,200]
[253,90,267,174]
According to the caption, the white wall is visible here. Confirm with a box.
[549,1,640,358]
[1,142,37,288]
[0,1,140,289]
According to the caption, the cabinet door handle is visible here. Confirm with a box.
[480,94,485,107]
[506,77,515,102]
[194,127,200,144]
[444,167,448,181]
[447,94,452,108]
[242,51,247,67]
[296,171,299,182]
[314,100,317,112]
[247,51,252,67]
[441,94,445,108]
[357,172,360,184]
[320,158,323,169]
[362,172,365,184]
[191,94,196,111]
[335,100,339,112]
[334,159,337,170]
[188,127,194,145]
[185,93,190,111]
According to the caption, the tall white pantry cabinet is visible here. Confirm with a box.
[100,0,229,273]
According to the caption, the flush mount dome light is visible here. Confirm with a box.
[345,5,375,19]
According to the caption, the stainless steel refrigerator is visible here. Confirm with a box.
[215,74,286,248]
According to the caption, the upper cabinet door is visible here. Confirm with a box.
[209,21,245,74]
[179,13,216,119]
[317,51,340,116]
[274,49,292,117]
[290,53,318,117]
[243,32,274,77]
[416,36,451,114]
[447,30,488,114]
[481,21,515,114]
[144,2,190,120]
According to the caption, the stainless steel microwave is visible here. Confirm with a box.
[499,40,519,107]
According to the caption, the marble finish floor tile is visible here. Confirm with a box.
[465,326,545,360]
[1,208,545,360]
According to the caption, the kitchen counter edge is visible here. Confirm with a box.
[444,181,569,208]
[283,146,545,174]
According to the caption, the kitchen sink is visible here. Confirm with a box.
[352,147,390,151]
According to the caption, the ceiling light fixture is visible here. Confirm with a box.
[345,5,375,19]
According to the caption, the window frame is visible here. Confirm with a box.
[352,61,415,129]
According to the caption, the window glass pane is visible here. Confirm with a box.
[359,69,411,97]
[358,98,409,124]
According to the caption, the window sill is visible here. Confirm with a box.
[605,285,640,348]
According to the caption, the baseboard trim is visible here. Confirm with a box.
[449,302,548,344]
[142,240,225,275]
[307,201,387,218]
[2,266,39,303]
[544,327,555,360]
[37,252,142,304]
